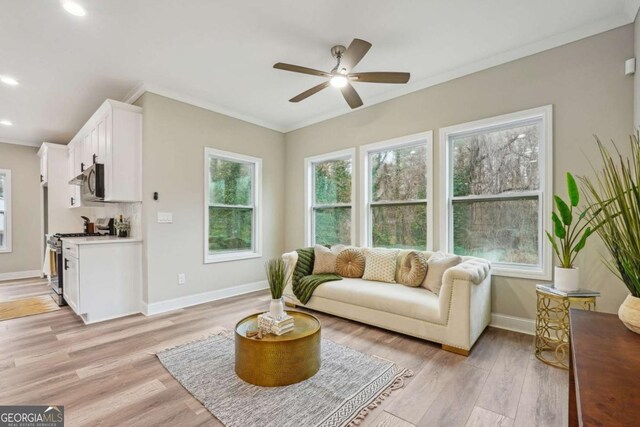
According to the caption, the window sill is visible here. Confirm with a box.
[491,265,551,281]
[204,252,262,264]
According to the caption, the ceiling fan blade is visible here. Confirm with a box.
[340,39,372,71]
[340,82,363,109]
[289,81,331,103]
[349,72,410,84]
[274,62,331,78]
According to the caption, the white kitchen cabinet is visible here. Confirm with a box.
[67,144,82,208]
[38,146,48,185]
[61,238,142,324]
[66,99,142,203]
[62,246,80,314]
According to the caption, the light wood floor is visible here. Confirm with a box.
[0,277,50,301]
[0,279,568,427]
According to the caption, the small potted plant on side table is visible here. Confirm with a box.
[546,173,596,291]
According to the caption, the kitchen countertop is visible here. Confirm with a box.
[60,236,143,245]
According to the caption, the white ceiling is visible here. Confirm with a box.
[0,0,638,146]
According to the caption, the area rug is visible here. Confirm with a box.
[157,333,412,427]
[0,295,60,321]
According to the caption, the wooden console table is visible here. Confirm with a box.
[569,309,640,426]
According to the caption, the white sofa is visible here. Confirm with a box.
[282,250,491,355]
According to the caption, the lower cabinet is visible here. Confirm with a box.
[62,239,142,323]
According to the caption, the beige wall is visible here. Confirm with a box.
[0,143,41,274]
[284,25,634,320]
[635,11,640,128]
[135,93,285,304]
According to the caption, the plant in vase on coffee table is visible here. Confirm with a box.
[263,258,294,335]
[546,173,600,291]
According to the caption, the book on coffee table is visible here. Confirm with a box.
[257,313,295,335]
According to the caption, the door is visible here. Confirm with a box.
[63,254,80,314]
[97,119,107,164]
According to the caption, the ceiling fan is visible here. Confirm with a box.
[274,38,410,109]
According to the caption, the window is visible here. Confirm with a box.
[0,169,10,253]
[204,148,261,263]
[361,132,433,250]
[305,149,355,246]
[440,106,553,279]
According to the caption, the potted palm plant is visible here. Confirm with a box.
[581,134,640,334]
[546,173,594,291]
[265,258,292,320]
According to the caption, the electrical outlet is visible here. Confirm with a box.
[178,273,186,285]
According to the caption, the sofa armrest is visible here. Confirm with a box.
[281,251,298,299]
[443,257,491,286]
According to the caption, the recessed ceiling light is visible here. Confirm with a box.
[62,1,86,16]
[0,120,13,126]
[0,76,19,86]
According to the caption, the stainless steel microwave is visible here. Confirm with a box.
[69,163,105,202]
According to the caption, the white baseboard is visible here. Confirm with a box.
[142,280,268,316]
[0,270,42,281]
[490,313,535,335]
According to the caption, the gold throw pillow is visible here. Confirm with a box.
[399,251,428,287]
[335,248,366,278]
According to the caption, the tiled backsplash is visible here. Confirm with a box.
[76,202,142,238]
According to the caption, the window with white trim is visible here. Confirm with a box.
[440,106,553,279]
[0,169,10,253]
[305,149,355,246]
[361,132,433,250]
[204,148,261,263]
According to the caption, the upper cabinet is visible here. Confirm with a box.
[68,100,142,205]
[38,145,48,185]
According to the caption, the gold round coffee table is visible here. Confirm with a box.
[235,311,321,387]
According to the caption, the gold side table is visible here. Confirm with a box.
[235,311,321,387]
[535,287,597,369]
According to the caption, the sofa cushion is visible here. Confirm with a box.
[312,245,338,274]
[362,248,399,283]
[335,248,366,278]
[399,251,428,287]
[423,252,462,294]
[311,278,441,323]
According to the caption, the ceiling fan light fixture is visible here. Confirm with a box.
[62,1,86,17]
[330,75,348,88]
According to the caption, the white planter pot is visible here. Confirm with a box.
[554,266,580,292]
[269,297,285,320]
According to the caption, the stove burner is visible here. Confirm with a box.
[53,232,104,237]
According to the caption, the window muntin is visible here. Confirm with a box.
[443,106,552,279]
[205,149,260,263]
[362,133,433,251]
[308,152,354,246]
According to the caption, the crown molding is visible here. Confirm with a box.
[0,139,41,148]
[122,83,285,133]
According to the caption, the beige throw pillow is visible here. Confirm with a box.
[362,248,399,283]
[336,248,366,278]
[399,251,429,287]
[312,245,338,274]
[422,252,462,294]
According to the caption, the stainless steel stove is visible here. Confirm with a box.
[47,232,104,305]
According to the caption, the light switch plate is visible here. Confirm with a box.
[157,212,173,223]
